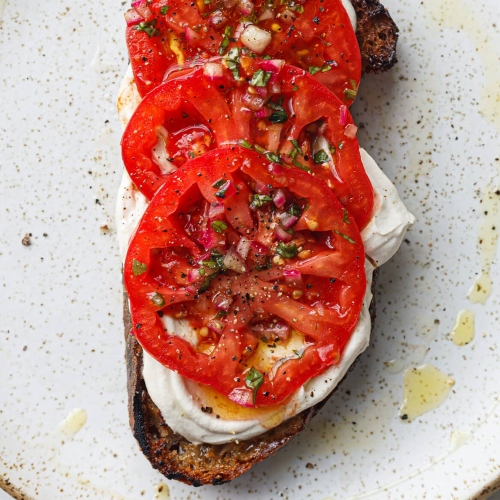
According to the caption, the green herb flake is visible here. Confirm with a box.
[287,203,302,217]
[225,47,240,79]
[293,349,304,359]
[160,5,170,14]
[212,178,226,189]
[334,229,355,244]
[240,139,253,150]
[133,19,160,37]
[150,292,165,308]
[338,141,344,150]
[245,366,264,405]
[292,85,299,91]
[266,151,282,164]
[132,259,147,276]
[211,220,228,233]
[276,242,297,258]
[269,109,288,123]
[313,149,329,164]
[218,26,234,55]
[250,194,273,209]
[250,69,272,87]
[343,208,350,224]
[292,158,311,172]
[188,151,196,158]
[254,144,266,154]
[308,66,322,75]
[344,88,357,100]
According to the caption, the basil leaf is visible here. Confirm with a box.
[245,366,264,405]
[250,69,272,87]
[211,220,228,233]
[150,292,165,307]
[313,149,329,164]
[132,259,147,276]
[276,242,297,258]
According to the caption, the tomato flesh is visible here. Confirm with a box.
[124,147,366,407]
[122,60,373,228]
[125,0,360,105]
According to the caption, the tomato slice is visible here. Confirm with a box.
[122,60,373,228]
[125,0,360,105]
[124,146,366,407]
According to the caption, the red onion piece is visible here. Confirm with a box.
[280,213,298,229]
[344,124,358,139]
[255,180,270,195]
[223,246,247,273]
[209,10,226,27]
[207,319,225,334]
[242,93,266,111]
[339,105,347,127]
[198,229,217,250]
[238,0,255,16]
[212,293,233,311]
[254,108,270,119]
[208,202,225,218]
[188,269,201,283]
[283,268,301,278]
[271,163,284,175]
[283,267,303,288]
[236,236,251,259]
[274,225,293,242]
[272,189,286,208]
[132,0,152,19]
[258,59,285,83]
[185,27,201,44]
[124,8,143,26]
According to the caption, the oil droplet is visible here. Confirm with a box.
[467,184,500,305]
[448,429,471,453]
[423,0,500,132]
[154,483,170,500]
[450,310,475,346]
[58,408,88,436]
[399,365,455,422]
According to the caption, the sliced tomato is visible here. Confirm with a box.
[124,146,365,407]
[124,0,360,105]
[122,60,373,228]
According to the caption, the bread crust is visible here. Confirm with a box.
[352,0,399,73]
[124,271,377,486]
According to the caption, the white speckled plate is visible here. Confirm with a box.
[2,0,500,498]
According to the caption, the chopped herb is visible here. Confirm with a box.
[250,69,272,87]
[254,144,266,154]
[211,220,228,233]
[338,141,344,150]
[245,366,264,405]
[344,88,357,100]
[266,151,282,163]
[313,149,329,164]
[132,259,147,276]
[218,26,233,55]
[225,47,240,79]
[293,349,304,358]
[343,208,350,224]
[203,0,211,3]
[198,272,218,293]
[292,158,311,172]
[276,242,297,258]
[308,66,321,75]
[292,85,299,91]
[150,292,165,307]
[160,5,170,14]
[321,65,332,72]
[215,310,228,318]
[329,142,336,155]
[269,109,288,123]
[287,203,302,217]
[334,229,355,244]
[133,19,160,37]
[240,139,253,150]
[212,178,226,188]
[250,194,273,209]
[188,151,196,158]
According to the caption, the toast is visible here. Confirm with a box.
[121,0,397,486]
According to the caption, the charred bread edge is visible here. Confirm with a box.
[351,0,398,73]
[123,270,378,486]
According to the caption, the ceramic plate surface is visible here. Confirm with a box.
[1,0,500,498]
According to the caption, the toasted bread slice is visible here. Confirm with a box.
[124,270,377,486]
[122,0,395,486]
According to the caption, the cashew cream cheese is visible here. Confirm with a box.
[116,65,415,444]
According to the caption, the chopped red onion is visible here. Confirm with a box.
[344,124,358,139]
[223,246,247,273]
[283,268,301,278]
[188,269,201,283]
[212,293,232,311]
[209,10,226,27]
[254,108,271,119]
[124,8,143,26]
[241,93,266,111]
[238,0,255,16]
[240,25,272,54]
[236,237,251,258]
[208,202,225,218]
[258,8,274,21]
[207,319,225,334]
[198,229,217,250]
[271,163,284,175]
[280,213,298,229]
[255,180,270,195]
[185,27,201,44]
[132,0,152,19]
[339,105,347,126]
[274,225,293,242]
[258,59,285,83]
[272,188,286,208]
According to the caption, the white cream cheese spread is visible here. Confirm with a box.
[116,61,415,444]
